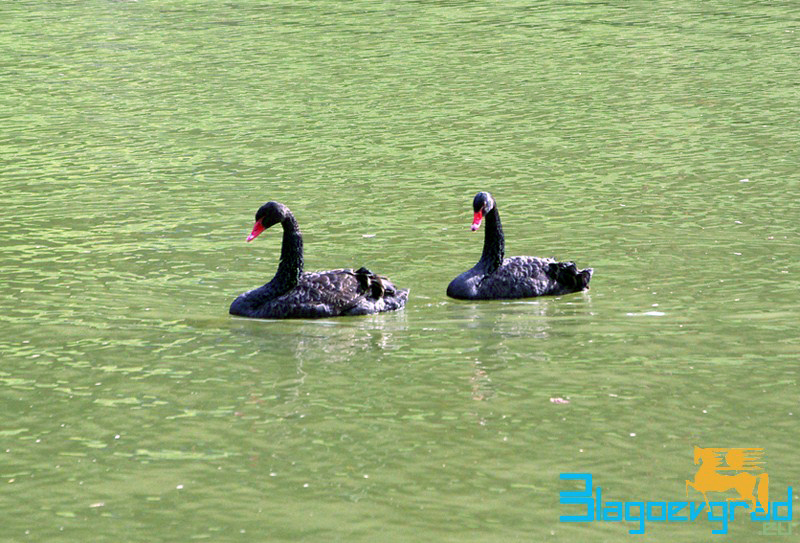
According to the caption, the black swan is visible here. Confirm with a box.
[230,201,408,319]
[446,192,592,300]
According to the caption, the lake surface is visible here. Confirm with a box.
[2,1,798,541]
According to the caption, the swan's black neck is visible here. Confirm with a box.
[478,207,504,273]
[272,213,304,290]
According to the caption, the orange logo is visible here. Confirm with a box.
[685,446,769,512]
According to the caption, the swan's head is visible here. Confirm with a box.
[247,201,290,242]
[471,191,495,231]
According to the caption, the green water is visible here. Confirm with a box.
[2,1,798,541]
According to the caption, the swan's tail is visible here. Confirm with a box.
[348,267,408,315]
[354,267,405,300]
[551,262,592,292]
[578,267,593,290]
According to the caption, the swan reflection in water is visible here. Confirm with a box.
[445,293,593,402]
[231,310,408,364]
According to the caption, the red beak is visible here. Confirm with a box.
[246,221,265,242]
[471,211,483,231]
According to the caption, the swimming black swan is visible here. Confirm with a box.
[446,192,592,300]
[230,201,408,319]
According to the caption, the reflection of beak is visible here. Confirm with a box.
[246,221,265,242]
[471,211,483,231]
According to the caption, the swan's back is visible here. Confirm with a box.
[448,257,592,300]
[231,268,408,319]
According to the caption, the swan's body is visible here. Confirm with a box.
[447,192,592,300]
[230,202,408,319]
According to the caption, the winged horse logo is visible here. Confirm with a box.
[686,446,769,512]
